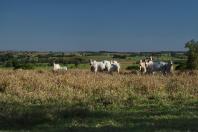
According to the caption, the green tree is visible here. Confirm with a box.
[185,39,198,69]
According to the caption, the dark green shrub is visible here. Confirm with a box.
[175,63,186,70]
[113,54,127,59]
[185,39,198,69]
[126,65,139,70]
[13,63,35,70]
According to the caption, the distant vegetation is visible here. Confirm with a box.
[0,50,187,70]
[4,40,198,71]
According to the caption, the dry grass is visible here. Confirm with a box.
[0,69,197,107]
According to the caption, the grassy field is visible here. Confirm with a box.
[0,69,197,131]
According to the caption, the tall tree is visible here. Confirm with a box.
[185,39,198,69]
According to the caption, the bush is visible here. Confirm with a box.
[185,39,198,69]
[5,61,13,67]
[126,65,139,70]
[113,54,127,59]
[175,63,186,70]
[13,63,35,70]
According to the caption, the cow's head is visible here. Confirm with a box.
[89,59,93,66]
[149,56,153,61]
[89,59,97,66]
[169,60,173,65]
[139,59,147,73]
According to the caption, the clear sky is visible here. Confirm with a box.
[0,0,197,52]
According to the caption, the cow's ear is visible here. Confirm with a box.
[150,56,153,60]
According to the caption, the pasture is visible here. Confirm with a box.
[0,69,197,131]
[1,0,198,131]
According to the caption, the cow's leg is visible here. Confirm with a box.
[94,67,97,74]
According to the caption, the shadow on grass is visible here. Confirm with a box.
[0,102,197,131]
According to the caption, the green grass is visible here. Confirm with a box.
[0,99,197,131]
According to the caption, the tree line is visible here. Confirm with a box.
[0,40,197,70]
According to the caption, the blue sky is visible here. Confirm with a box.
[0,0,197,51]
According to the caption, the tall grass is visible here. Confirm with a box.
[0,69,197,107]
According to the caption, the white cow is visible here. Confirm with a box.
[139,59,147,74]
[103,60,111,72]
[139,56,173,75]
[53,63,67,71]
[145,57,173,75]
[110,60,120,73]
[90,59,120,74]
[90,59,106,73]
[61,66,68,71]
[53,63,61,71]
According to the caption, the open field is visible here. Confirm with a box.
[1,0,198,131]
[0,69,197,131]
[0,51,187,71]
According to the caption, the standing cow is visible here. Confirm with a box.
[103,60,111,72]
[139,57,173,75]
[89,59,106,73]
[110,60,120,73]
[89,59,120,74]
[139,59,147,74]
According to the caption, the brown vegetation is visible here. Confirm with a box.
[0,69,197,107]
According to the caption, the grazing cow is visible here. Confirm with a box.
[61,66,68,71]
[53,63,67,71]
[110,60,120,73]
[53,63,61,71]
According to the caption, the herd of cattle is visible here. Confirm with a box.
[53,56,174,75]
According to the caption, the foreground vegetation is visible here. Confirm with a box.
[0,69,197,131]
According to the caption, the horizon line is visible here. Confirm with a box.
[0,50,186,53]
